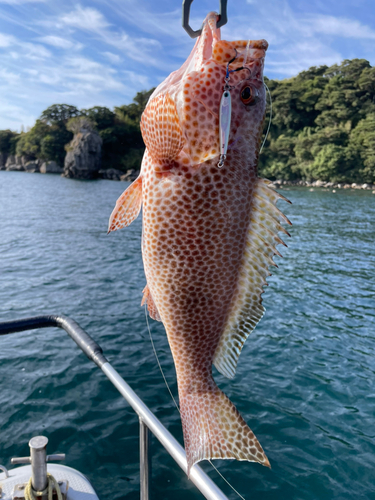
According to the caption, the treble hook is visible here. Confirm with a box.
[182,0,228,38]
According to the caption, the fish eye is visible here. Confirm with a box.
[240,85,257,106]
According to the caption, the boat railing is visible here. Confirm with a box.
[0,315,229,500]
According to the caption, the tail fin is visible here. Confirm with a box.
[180,385,270,475]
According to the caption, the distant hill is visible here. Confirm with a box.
[1,59,374,184]
[259,58,375,184]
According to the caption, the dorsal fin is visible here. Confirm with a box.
[213,179,291,379]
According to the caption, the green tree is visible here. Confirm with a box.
[16,104,77,166]
[82,89,155,171]
[66,116,97,134]
[81,107,115,130]
[0,129,19,156]
[349,113,375,183]
[16,120,50,159]
[259,58,374,183]
[40,104,80,125]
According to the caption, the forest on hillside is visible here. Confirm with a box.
[0,58,374,183]
[0,88,155,173]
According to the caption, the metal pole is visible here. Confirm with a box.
[139,419,151,500]
[29,436,48,491]
[101,363,228,500]
[0,317,229,500]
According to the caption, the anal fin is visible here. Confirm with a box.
[108,176,142,233]
[213,178,291,379]
[141,285,162,322]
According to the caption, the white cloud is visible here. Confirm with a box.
[0,68,20,85]
[101,51,121,64]
[0,0,45,3]
[0,32,51,60]
[102,31,163,66]
[20,42,52,59]
[0,98,36,131]
[0,0,373,131]
[9,51,20,60]
[60,5,110,32]
[121,69,149,89]
[307,15,375,40]
[49,4,165,67]
[222,3,375,80]
[108,2,183,39]
[38,35,80,50]
[0,33,15,47]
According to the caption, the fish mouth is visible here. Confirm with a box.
[196,11,268,73]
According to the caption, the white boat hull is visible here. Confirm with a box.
[0,463,99,500]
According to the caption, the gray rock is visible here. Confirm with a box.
[6,164,24,171]
[120,169,140,182]
[21,156,31,167]
[5,155,16,168]
[98,168,123,181]
[5,155,26,170]
[313,180,325,187]
[40,161,63,174]
[24,161,39,173]
[63,129,102,180]
[0,152,7,168]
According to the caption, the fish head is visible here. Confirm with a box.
[141,12,268,169]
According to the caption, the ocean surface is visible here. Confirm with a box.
[0,171,374,500]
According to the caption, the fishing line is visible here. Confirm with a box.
[260,82,272,154]
[144,305,247,500]
[144,305,179,411]
[207,461,246,500]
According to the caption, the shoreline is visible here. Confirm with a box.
[268,179,375,193]
[1,167,374,193]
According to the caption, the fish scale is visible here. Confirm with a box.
[108,11,291,474]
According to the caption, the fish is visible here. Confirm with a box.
[108,11,291,474]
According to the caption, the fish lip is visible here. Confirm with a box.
[194,11,221,64]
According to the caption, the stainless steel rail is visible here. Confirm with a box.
[0,315,229,500]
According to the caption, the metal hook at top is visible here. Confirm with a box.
[182,0,228,38]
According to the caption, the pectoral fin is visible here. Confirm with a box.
[213,179,291,379]
[108,176,142,233]
[141,93,184,168]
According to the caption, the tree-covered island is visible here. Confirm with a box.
[0,59,374,185]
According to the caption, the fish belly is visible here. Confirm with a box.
[141,153,270,472]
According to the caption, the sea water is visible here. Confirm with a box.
[0,171,374,500]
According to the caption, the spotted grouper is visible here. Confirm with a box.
[108,12,291,473]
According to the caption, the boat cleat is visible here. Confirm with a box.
[12,480,68,500]
[0,436,98,500]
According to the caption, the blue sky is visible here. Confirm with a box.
[0,0,374,130]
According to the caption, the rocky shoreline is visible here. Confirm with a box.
[269,179,375,193]
[0,155,140,182]
[0,157,374,191]
[0,123,139,182]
